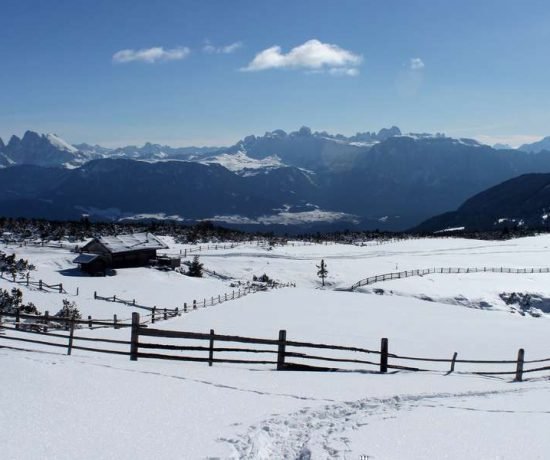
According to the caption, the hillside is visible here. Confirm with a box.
[3,235,550,458]
[415,173,550,232]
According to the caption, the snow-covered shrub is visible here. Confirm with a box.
[0,288,41,315]
[55,299,82,321]
[253,273,272,283]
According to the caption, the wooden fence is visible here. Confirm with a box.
[92,282,295,324]
[0,320,130,357]
[350,266,550,290]
[0,271,67,293]
[127,312,550,381]
[2,312,549,382]
[0,308,142,330]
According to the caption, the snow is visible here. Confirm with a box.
[86,232,168,253]
[434,226,465,233]
[349,140,379,147]
[3,235,550,458]
[200,151,285,172]
[210,209,359,225]
[120,212,185,222]
[46,133,79,153]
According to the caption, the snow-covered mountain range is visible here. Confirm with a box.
[0,126,455,171]
[3,127,550,231]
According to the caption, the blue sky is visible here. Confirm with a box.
[2,0,550,147]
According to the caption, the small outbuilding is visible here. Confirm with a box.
[73,232,168,275]
[72,253,107,275]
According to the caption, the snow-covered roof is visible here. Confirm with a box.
[90,232,168,254]
[73,253,100,264]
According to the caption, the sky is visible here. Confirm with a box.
[1,0,550,148]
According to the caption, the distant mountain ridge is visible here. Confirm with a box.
[0,131,87,168]
[4,127,550,231]
[0,126,432,171]
[0,131,223,168]
[519,137,550,153]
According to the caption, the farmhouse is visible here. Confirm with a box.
[73,232,168,275]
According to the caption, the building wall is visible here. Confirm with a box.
[111,249,157,268]
[80,258,107,275]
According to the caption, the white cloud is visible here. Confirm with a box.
[242,39,362,76]
[203,41,243,54]
[112,46,190,64]
[410,57,425,70]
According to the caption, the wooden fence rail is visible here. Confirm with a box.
[0,309,140,330]
[93,282,295,324]
[0,271,67,293]
[125,314,548,382]
[1,311,549,382]
[0,322,131,356]
[350,266,550,290]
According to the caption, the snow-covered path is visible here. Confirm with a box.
[227,384,550,459]
[4,345,548,460]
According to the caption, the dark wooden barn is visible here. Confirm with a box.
[73,232,168,275]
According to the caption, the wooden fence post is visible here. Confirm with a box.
[380,338,388,373]
[193,300,197,310]
[88,315,92,329]
[449,352,458,374]
[130,312,140,361]
[15,309,20,330]
[44,311,49,333]
[39,280,43,290]
[67,319,75,355]
[94,291,97,299]
[113,314,118,329]
[152,307,156,324]
[59,283,63,293]
[163,308,167,320]
[184,303,187,313]
[514,348,525,382]
[209,329,215,366]
[277,329,287,370]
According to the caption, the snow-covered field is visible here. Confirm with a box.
[2,235,550,459]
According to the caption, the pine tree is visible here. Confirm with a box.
[56,299,82,320]
[187,255,204,278]
[317,259,328,286]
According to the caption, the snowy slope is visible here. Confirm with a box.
[200,151,285,173]
[46,133,80,153]
[3,236,550,458]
